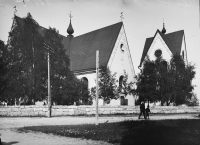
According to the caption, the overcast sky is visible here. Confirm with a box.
[0,0,199,101]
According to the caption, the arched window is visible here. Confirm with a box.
[120,43,124,52]
[182,51,184,59]
[81,77,88,89]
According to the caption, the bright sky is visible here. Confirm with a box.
[0,0,199,101]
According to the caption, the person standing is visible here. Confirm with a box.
[138,102,146,119]
[145,105,151,119]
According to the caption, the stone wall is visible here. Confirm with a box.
[0,105,200,117]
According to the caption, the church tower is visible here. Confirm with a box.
[67,12,74,70]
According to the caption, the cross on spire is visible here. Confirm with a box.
[67,11,74,35]
[120,12,124,22]
[14,6,17,15]
[69,11,73,19]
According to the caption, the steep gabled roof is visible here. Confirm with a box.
[165,30,184,54]
[70,22,122,72]
[139,29,184,67]
[139,37,154,67]
[14,15,123,72]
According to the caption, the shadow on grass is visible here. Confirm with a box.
[2,141,19,145]
[120,119,200,145]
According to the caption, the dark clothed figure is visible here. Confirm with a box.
[145,106,150,119]
[138,102,146,119]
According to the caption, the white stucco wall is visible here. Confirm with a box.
[147,32,173,63]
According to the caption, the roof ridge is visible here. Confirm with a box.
[146,29,161,39]
[15,15,122,41]
[50,22,123,40]
[165,30,184,35]
[73,22,123,38]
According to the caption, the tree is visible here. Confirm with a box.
[186,93,199,106]
[3,13,45,105]
[117,70,135,97]
[154,57,170,105]
[76,78,92,105]
[0,40,8,103]
[2,12,91,105]
[4,13,51,104]
[136,57,158,105]
[98,66,118,104]
[91,67,118,104]
[136,54,196,106]
[43,26,70,105]
[167,54,195,105]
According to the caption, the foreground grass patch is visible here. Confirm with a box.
[18,119,200,145]
[18,122,125,143]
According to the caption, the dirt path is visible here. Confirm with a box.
[0,114,199,145]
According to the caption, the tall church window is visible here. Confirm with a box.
[182,51,184,59]
[119,76,124,92]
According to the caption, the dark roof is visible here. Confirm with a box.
[139,29,184,67]
[165,30,184,54]
[70,22,122,72]
[14,15,123,72]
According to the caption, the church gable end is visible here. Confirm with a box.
[140,29,185,66]
[107,24,135,83]
[147,31,173,63]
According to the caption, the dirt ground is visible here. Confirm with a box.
[0,114,199,145]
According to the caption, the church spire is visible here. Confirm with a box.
[67,11,74,36]
[162,21,166,34]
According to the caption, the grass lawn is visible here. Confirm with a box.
[18,119,200,145]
